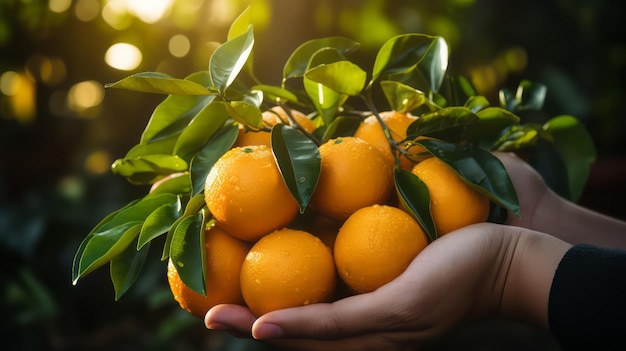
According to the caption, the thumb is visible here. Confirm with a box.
[251,286,413,340]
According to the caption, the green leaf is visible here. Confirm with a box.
[137,197,182,249]
[515,80,547,111]
[146,173,192,197]
[224,100,263,127]
[271,124,321,213]
[111,154,188,185]
[318,115,362,142]
[406,106,479,142]
[543,115,596,202]
[465,96,490,113]
[75,222,143,282]
[190,123,239,196]
[303,77,343,126]
[417,139,520,216]
[169,211,207,295]
[228,5,251,40]
[173,101,230,160]
[499,87,516,111]
[371,33,438,86]
[380,80,428,113]
[493,124,542,151]
[469,107,521,146]
[283,36,360,80]
[251,84,299,104]
[140,71,215,144]
[105,72,213,95]
[96,193,180,234]
[395,168,437,241]
[126,135,178,158]
[304,61,366,96]
[72,200,139,284]
[307,47,349,68]
[160,193,207,261]
[415,36,449,92]
[110,239,150,301]
[210,25,254,95]
[439,75,477,107]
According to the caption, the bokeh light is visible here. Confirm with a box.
[0,71,36,124]
[169,34,191,58]
[102,0,134,30]
[105,43,142,70]
[75,0,101,22]
[25,55,67,86]
[67,80,105,113]
[84,150,113,175]
[49,0,72,13]
[126,0,174,23]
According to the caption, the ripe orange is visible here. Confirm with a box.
[309,137,393,221]
[204,145,299,242]
[410,157,490,236]
[240,228,336,316]
[333,204,428,294]
[353,111,431,170]
[235,105,316,147]
[167,224,250,318]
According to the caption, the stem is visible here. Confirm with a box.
[359,94,404,163]
[278,103,322,146]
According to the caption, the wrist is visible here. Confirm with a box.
[500,228,571,328]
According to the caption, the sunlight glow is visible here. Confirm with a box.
[75,0,101,22]
[49,0,72,13]
[126,0,174,23]
[0,71,36,123]
[169,34,191,58]
[0,71,21,96]
[102,0,133,30]
[85,150,112,175]
[105,43,142,70]
[67,80,105,112]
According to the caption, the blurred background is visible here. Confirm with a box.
[1,0,625,350]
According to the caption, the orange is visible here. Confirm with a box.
[353,111,431,170]
[167,224,250,318]
[309,137,393,221]
[204,145,299,242]
[240,228,336,316]
[235,105,316,147]
[410,157,490,236]
[333,204,428,294]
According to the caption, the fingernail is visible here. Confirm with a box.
[206,322,233,332]
[253,323,283,339]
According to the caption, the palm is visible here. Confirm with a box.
[205,223,516,351]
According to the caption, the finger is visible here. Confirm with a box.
[251,286,422,341]
[205,304,256,337]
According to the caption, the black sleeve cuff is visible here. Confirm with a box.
[548,243,626,350]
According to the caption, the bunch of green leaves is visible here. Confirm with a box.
[72,6,595,300]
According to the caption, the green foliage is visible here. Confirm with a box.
[71,7,596,300]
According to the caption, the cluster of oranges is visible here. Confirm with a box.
[167,106,491,318]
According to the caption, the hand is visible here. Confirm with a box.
[205,223,569,351]
[494,152,550,229]
[496,152,626,249]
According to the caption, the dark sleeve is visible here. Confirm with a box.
[548,244,626,350]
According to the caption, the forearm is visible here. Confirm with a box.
[532,189,626,249]
[499,228,572,329]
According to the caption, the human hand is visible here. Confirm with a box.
[494,152,551,229]
[205,223,567,350]
[496,152,626,248]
